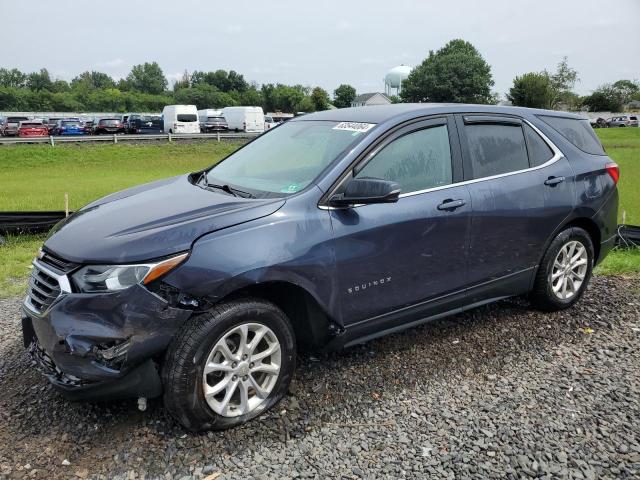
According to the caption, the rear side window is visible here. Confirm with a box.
[524,124,554,167]
[355,125,453,193]
[463,123,529,179]
[538,115,605,155]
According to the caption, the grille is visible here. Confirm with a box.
[27,264,61,313]
[40,250,79,274]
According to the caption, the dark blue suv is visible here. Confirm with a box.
[22,104,619,430]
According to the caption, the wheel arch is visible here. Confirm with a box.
[220,281,336,351]
[540,217,602,268]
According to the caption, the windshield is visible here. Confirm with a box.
[100,119,120,125]
[207,116,225,122]
[205,120,374,196]
[177,114,197,122]
[21,122,42,127]
[62,121,80,126]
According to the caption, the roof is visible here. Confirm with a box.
[293,103,587,124]
[351,92,390,104]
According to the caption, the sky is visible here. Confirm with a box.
[2,0,639,99]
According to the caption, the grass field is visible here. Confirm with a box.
[0,141,240,211]
[0,130,638,298]
[596,128,639,224]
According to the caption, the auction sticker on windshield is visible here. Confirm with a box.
[332,122,376,133]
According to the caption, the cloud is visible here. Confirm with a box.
[95,58,124,69]
[225,25,243,34]
[336,20,353,31]
[360,58,385,65]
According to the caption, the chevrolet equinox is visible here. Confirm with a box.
[22,104,619,431]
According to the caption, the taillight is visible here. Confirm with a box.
[606,162,619,184]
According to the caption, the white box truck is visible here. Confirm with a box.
[162,105,200,134]
[222,106,264,133]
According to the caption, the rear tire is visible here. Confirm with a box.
[162,298,296,431]
[530,227,594,311]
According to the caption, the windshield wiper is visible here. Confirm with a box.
[201,173,255,198]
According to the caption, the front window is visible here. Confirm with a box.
[355,124,453,193]
[207,116,224,122]
[62,121,81,127]
[100,119,120,126]
[204,120,373,197]
[177,114,198,122]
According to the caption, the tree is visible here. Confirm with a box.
[612,80,639,105]
[261,83,309,113]
[401,39,494,104]
[0,68,27,88]
[126,62,167,94]
[174,83,237,109]
[333,84,356,108]
[50,79,70,93]
[191,69,248,93]
[310,87,330,111]
[507,72,553,108]
[173,70,191,91]
[582,84,625,112]
[547,57,578,108]
[71,71,116,90]
[26,68,53,91]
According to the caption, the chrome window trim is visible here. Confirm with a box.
[319,118,564,209]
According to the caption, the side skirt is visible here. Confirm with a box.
[327,267,534,350]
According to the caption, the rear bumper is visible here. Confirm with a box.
[22,283,192,401]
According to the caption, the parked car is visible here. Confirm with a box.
[589,117,607,129]
[45,117,63,135]
[264,115,278,131]
[82,119,95,134]
[18,120,49,137]
[126,114,163,134]
[55,119,84,136]
[162,105,200,134]
[198,109,228,133]
[606,115,637,127]
[1,116,29,136]
[222,106,265,132]
[93,118,125,135]
[21,104,618,431]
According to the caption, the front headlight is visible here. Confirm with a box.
[71,252,188,293]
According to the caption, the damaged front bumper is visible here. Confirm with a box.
[21,264,193,401]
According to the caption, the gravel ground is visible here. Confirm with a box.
[0,275,639,479]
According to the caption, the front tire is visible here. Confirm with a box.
[162,299,296,431]
[530,227,594,311]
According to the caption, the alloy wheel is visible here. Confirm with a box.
[202,323,281,417]
[550,240,588,300]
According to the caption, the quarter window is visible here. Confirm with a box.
[464,123,529,179]
[538,115,605,155]
[524,124,554,167]
[355,125,453,194]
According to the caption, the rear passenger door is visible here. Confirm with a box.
[456,114,558,303]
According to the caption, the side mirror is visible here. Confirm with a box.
[329,178,401,208]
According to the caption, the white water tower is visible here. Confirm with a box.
[384,65,412,96]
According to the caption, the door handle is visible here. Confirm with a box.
[544,176,565,186]
[437,199,466,211]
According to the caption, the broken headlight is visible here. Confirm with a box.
[71,252,188,293]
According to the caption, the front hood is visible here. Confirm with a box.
[44,175,285,263]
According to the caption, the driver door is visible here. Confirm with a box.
[327,116,471,333]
